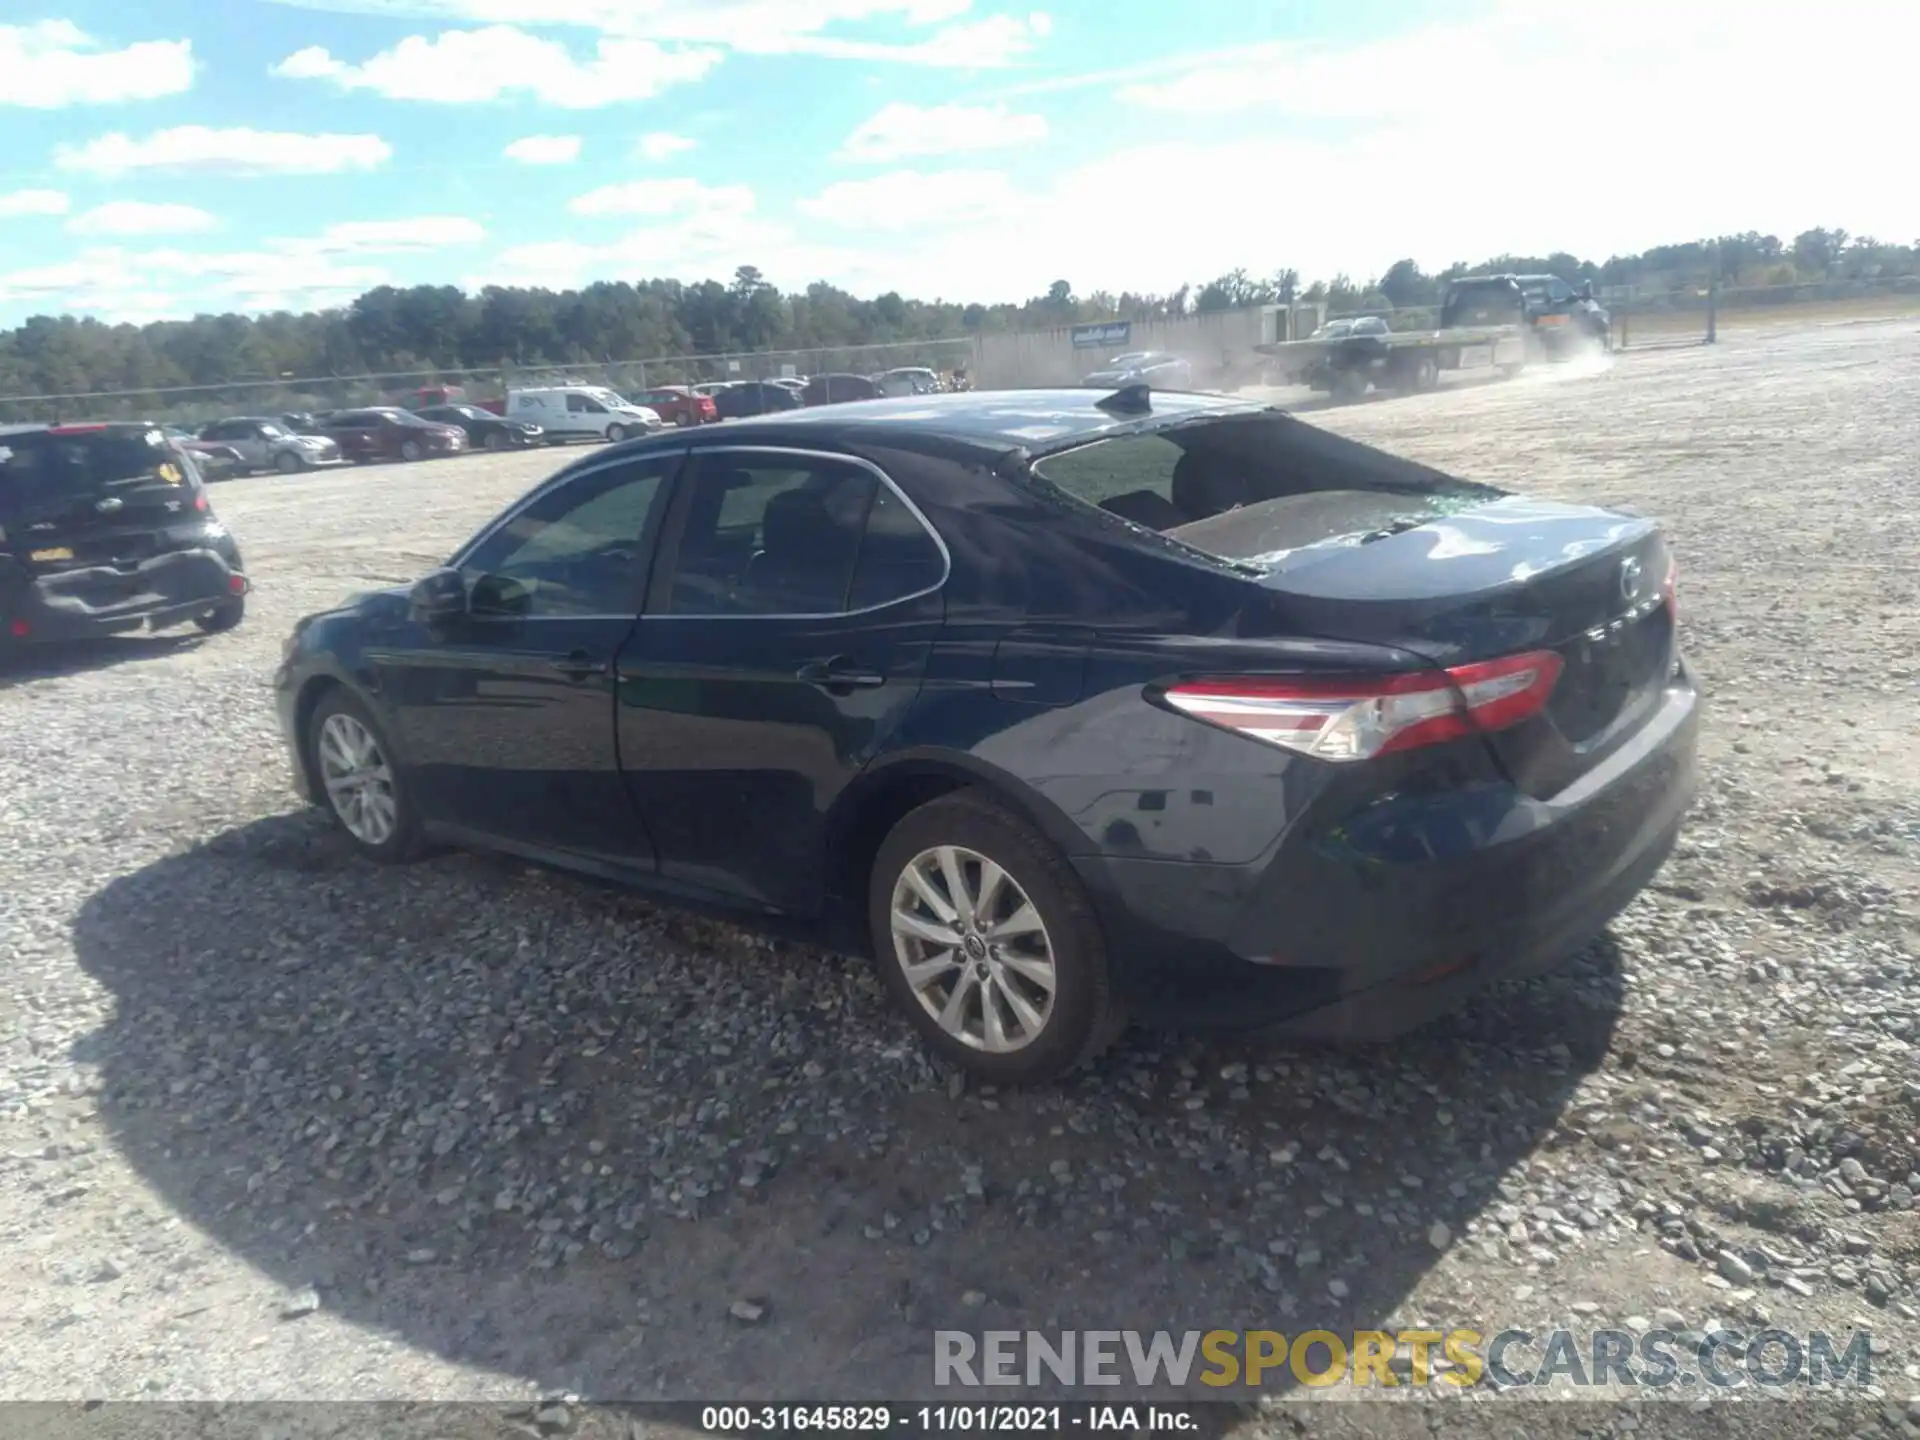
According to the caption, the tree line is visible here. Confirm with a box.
[1,226,1913,402]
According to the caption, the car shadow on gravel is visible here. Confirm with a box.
[70,812,1623,1406]
[0,632,207,690]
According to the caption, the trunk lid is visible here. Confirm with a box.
[1180,494,1678,797]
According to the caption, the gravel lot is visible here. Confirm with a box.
[2,323,1918,1431]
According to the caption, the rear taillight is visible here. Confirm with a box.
[1162,651,1564,762]
[9,619,29,637]
[1660,557,1678,620]
[193,492,209,512]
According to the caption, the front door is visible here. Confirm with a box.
[615,446,948,916]
[373,449,682,869]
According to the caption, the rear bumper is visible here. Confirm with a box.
[4,547,246,643]
[1075,670,1700,1037]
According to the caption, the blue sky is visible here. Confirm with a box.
[1,0,1914,326]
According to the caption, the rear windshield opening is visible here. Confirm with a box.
[0,428,189,520]
[1026,413,1499,571]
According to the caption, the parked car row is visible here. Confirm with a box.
[148,368,975,483]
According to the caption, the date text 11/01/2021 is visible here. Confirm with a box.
[700,1406,1193,1433]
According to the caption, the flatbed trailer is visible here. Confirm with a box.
[1257,273,1611,404]
[1257,323,1531,403]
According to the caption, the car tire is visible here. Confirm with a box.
[401,438,426,462]
[193,593,245,633]
[605,423,628,444]
[306,689,427,864]
[868,790,1124,1085]
[1331,369,1369,405]
[484,431,507,452]
[275,450,303,475]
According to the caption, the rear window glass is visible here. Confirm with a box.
[0,429,186,518]
[1027,416,1496,569]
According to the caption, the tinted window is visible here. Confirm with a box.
[462,456,672,618]
[666,454,877,616]
[0,428,186,520]
[848,483,944,609]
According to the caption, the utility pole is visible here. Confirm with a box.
[1705,242,1720,345]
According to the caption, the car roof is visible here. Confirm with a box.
[0,421,158,439]
[612,387,1266,459]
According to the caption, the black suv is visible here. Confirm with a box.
[1,422,249,653]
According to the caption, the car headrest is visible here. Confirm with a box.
[1170,449,1249,521]
[760,487,842,558]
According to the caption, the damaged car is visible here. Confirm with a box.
[1,422,249,654]
[272,388,1696,1084]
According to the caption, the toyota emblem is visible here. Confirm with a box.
[1618,556,1643,602]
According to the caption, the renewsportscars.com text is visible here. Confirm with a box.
[933,1328,1874,1392]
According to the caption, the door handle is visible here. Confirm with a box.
[550,651,609,681]
[796,657,886,691]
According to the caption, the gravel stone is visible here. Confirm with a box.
[2,326,1918,1406]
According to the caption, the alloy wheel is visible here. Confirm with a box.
[317,711,398,846]
[889,844,1056,1053]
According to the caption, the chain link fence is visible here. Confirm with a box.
[0,337,980,428]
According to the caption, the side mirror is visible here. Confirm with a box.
[409,567,468,622]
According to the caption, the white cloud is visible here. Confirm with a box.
[67,201,218,237]
[797,169,1018,232]
[253,0,1048,66]
[0,20,193,107]
[740,12,1049,65]
[569,178,752,219]
[504,134,582,165]
[838,102,1045,162]
[0,189,70,217]
[289,217,489,254]
[272,26,722,106]
[56,126,392,178]
[636,132,696,161]
[0,246,392,321]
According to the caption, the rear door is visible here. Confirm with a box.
[0,426,200,572]
[614,445,947,916]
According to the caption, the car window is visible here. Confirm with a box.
[462,456,673,619]
[0,428,186,520]
[1030,433,1185,525]
[1547,279,1575,302]
[847,482,945,609]
[665,454,879,617]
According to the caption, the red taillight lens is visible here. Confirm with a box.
[9,619,30,638]
[1162,650,1564,762]
[193,492,209,512]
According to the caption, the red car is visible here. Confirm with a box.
[633,386,719,426]
[317,407,468,463]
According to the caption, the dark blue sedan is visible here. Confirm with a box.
[272,386,1698,1083]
